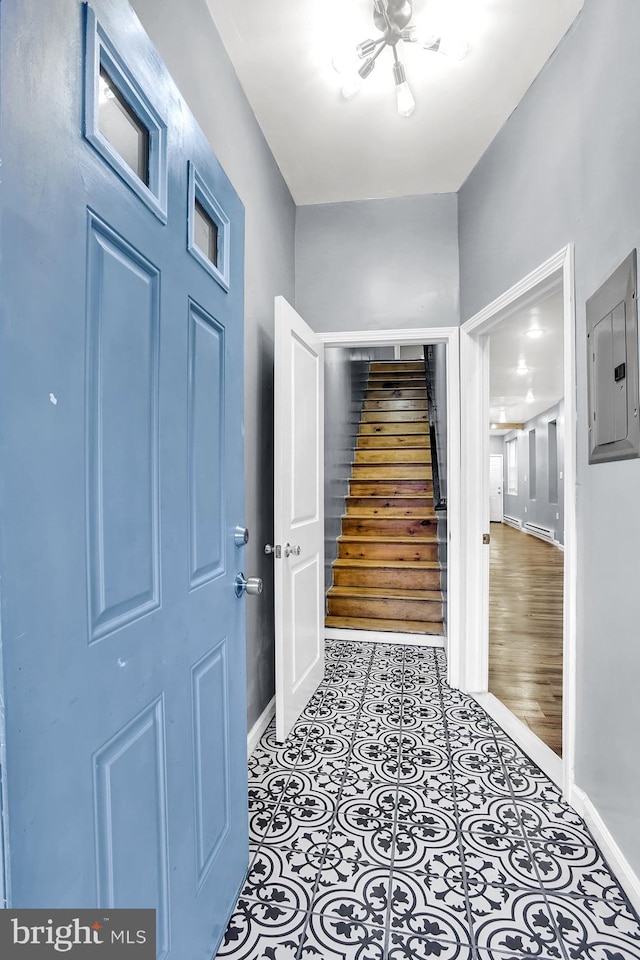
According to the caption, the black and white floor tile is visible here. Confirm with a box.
[217,640,640,960]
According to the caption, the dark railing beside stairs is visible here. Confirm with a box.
[423,344,447,512]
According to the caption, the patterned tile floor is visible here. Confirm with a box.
[216,640,640,960]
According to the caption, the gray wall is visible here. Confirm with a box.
[497,402,565,545]
[295,195,460,332]
[131,0,296,730]
[459,0,640,877]
[324,348,393,592]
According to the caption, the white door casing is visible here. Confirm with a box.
[274,296,325,742]
[489,455,504,522]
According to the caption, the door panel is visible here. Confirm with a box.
[86,213,161,637]
[0,1,247,956]
[489,454,504,522]
[274,297,324,743]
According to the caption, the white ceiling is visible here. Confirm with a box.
[489,289,564,432]
[205,0,584,205]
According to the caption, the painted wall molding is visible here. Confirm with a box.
[325,627,445,648]
[571,785,640,914]
[247,695,275,757]
[474,692,562,786]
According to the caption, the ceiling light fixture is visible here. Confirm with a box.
[338,0,469,118]
[516,361,529,375]
[526,327,544,339]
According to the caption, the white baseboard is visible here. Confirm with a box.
[247,695,275,757]
[325,627,445,648]
[473,692,563,787]
[570,785,640,915]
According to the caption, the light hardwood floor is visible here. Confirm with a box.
[489,522,564,756]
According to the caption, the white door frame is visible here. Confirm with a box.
[459,244,577,795]
[317,327,461,689]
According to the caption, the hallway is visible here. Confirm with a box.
[217,639,640,960]
[489,523,564,755]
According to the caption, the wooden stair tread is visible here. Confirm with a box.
[338,534,437,543]
[361,412,429,422]
[359,423,429,434]
[346,494,434,500]
[328,585,442,601]
[332,558,440,569]
[342,511,436,519]
[369,361,425,371]
[325,615,443,635]
[357,437,430,447]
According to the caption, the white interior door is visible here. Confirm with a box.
[274,296,325,742]
[490,454,504,522]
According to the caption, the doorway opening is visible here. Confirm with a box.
[459,245,576,793]
[317,326,461,688]
[487,288,565,757]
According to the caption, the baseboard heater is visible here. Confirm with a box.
[503,515,521,530]
[524,521,554,542]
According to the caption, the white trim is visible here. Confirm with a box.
[317,327,455,347]
[460,244,578,801]
[247,696,275,757]
[474,692,562,787]
[319,326,461,689]
[571,786,640,914]
[325,627,445,647]
[462,248,569,334]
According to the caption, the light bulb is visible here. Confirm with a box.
[393,61,415,118]
[396,80,416,117]
[438,35,469,61]
[341,73,362,100]
[401,26,419,43]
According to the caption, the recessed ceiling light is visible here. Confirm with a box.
[526,328,544,339]
[516,362,528,375]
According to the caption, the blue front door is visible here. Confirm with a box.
[0,0,247,955]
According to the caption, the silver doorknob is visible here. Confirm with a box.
[284,543,301,557]
[234,573,263,598]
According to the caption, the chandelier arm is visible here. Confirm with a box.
[375,0,394,35]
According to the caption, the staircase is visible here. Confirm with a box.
[325,360,444,635]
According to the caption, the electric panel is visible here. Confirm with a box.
[586,250,640,463]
